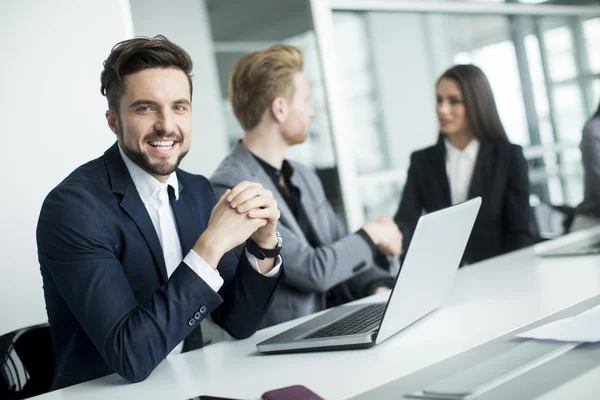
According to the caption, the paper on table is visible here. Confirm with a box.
[517,304,600,342]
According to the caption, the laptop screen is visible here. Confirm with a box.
[375,198,481,344]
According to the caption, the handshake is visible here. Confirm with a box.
[362,217,403,256]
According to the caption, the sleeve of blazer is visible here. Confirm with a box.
[311,199,394,297]
[326,206,394,298]
[205,179,283,339]
[394,153,422,251]
[582,118,600,202]
[502,145,535,251]
[278,201,380,293]
[212,177,379,294]
[211,252,281,339]
[341,260,395,299]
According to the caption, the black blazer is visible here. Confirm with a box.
[37,143,282,389]
[394,137,535,265]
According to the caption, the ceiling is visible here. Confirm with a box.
[206,0,313,42]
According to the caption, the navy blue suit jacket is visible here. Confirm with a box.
[37,143,282,389]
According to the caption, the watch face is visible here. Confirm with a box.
[276,231,283,248]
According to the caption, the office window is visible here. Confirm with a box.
[583,18,600,113]
[454,41,530,146]
[523,33,567,204]
[583,18,600,74]
[525,34,554,146]
[543,26,577,83]
[294,32,338,170]
[552,84,586,143]
[360,178,403,223]
[325,7,597,227]
[333,12,389,175]
[562,147,584,206]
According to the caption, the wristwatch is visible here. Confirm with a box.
[246,231,283,260]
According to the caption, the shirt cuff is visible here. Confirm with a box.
[356,228,378,256]
[184,250,224,292]
[245,249,282,277]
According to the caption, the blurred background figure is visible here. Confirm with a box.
[571,100,600,231]
[211,45,400,328]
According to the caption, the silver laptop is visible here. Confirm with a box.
[257,197,481,354]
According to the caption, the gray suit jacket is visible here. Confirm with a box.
[211,142,393,327]
[577,116,600,219]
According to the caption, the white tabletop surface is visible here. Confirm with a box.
[33,227,600,400]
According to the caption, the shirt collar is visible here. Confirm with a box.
[444,138,480,161]
[118,145,179,202]
[251,153,294,183]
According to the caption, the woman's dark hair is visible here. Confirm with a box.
[593,97,600,118]
[437,64,508,145]
[100,35,193,114]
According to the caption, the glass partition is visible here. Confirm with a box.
[207,0,600,231]
[325,6,600,225]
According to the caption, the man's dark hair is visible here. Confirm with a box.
[100,35,193,114]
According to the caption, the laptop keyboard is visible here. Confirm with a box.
[304,303,386,339]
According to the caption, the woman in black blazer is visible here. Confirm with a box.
[394,64,535,265]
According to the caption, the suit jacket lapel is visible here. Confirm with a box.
[104,143,168,282]
[432,137,452,207]
[170,178,205,353]
[289,170,327,245]
[169,181,199,256]
[232,143,305,238]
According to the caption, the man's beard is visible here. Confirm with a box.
[120,135,188,177]
[284,122,308,146]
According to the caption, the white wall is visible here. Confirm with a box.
[129,0,229,176]
[0,0,229,337]
[0,0,132,334]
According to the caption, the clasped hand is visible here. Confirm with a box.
[195,181,280,267]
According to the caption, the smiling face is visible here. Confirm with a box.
[106,67,192,182]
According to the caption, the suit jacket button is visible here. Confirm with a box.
[194,312,202,320]
[188,318,195,326]
[199,305,207,314]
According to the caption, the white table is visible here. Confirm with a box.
[34,227,600,400]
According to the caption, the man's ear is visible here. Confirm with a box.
[270,97,288,124]
[106,110,120,135]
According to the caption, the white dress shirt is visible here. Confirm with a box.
[118,147,281,356]
[444,138,480,205]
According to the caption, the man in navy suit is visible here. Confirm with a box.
[37,35,284,390]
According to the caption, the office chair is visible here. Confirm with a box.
[0,323,54,399]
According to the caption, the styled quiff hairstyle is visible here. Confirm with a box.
[100,35,193,114]
[229,44,304,131]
